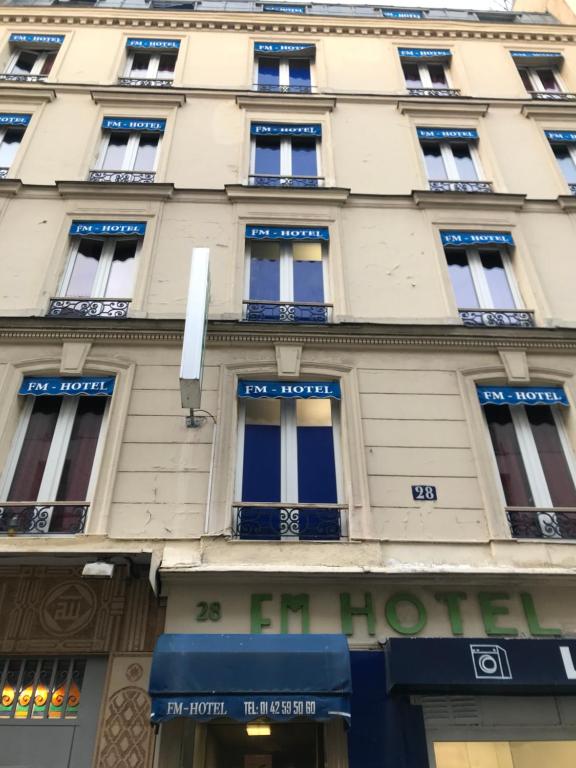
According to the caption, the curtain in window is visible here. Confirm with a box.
[485,404,534,507]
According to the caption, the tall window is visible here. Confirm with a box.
[244,227,329,323]
[418,128,489,191]
[546,132,576,192]
[0,115,29,174]
[235,381,342,541]
[254,47,312,93]
[89,118,165,183]
[61,237,139,300]
[251,123,321,187]
[399,49,454,95]
[0,376,113,534]
[512,52,566,97]
[519,67,563,94]
[123,48,177,84]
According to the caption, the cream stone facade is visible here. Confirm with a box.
[1,0,576,766]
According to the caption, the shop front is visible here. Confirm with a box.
[153,578,576,768]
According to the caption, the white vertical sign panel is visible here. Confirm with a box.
[180,248,210,410]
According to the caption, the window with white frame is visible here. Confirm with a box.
[61,236,140,301]
[399,49,454,93]
[511,51,566,96]
[93,118,165,181]
[254,42,314,93]
[0,114,29,172]
[3,34,63,80]
[545,131,576,190]
[0,376,114,534]
[250,122,321,187]
[235,380,342,541]
[418,128,485,190]
[123,48,177,83]
[244,226,329,323]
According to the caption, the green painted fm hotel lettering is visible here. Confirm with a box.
[249,591,562,637]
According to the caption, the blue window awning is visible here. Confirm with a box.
[102,117,166,133]
[545,130,576,144]
[417,127,478,141]
[246,225,329,241]
[478,386,569,407]
[19,376,115,397]
[126,37,180,50]
[399,48,451,59]
[263,4,307,14]
[254,41,315,56]
[441,231,514,247]
[384,9,422,18]
[238,381,340,399]
[251,122,321,137]
[149,634,351,724]
[70,221,146,237]
[0,113,30,127]
[9,33,64,46]
[511,50,562,62]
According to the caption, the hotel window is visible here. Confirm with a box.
[418,128,491,192]
[3,33,63,81]
[399,48,457,96]
[244,226,329,323]
[234,380,342,541]
[89,118,165,184]
[121,38,179,86]
[0,114,30,176]
[546,131,576,193]
[512,51,567,98]
[441,231,534,328]
[254,42,314,93]
[478,385,576,539]
[47,221,145,319]
[0,375,114,535]
[250,122,321,187]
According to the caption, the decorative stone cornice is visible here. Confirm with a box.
[90,89,186,108]
[0,84,55,103]
[412,189,526,210]
[398,99,490,118]
[56,180,175,200]
[521,102,576,120]
[225,184,350,204]
[236,94,336,112]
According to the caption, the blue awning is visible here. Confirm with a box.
[511,50,562,60]
[417,127,478,141]
[69,221,146,237]
[545,130,576,143]
[19,376,115,397]
[254,41,315,55]
[251,122,321,137]
[149,634,351,724]
[126,38,180,49]
[383,9,423,18]
[263,4,307,14]
[0,114,30,127]
[246,225,329,241]
[238,381,341,399]
[399,48,451,59]
[478,386,569,407]
[102,117,166,133]
[441,231,514,247]
[9,33,64,45]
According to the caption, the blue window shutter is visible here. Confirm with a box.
[293,258,324,304]
[257,57,280,86]
[297,424,338,540]
[255,138,281,175]
[291,139,317,177]
[241,424,281,539]
[289,59,311,87]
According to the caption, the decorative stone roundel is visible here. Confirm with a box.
[40,582,97,636]
[99,687,153,768]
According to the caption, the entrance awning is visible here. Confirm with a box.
[149,634,351,724]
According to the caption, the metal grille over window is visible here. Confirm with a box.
[0,658,85,720]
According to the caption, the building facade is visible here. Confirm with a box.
[1,0,576,766]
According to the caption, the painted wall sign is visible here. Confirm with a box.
[69,221,146,237]
[441,231,514,247]
[0,114,30,127]
[102,117,166,133]
[246,226,329,241]
[399,48,451,58]
[477,386,569,407]
[385,637,576,694]
[383,10,423,18]
[9,33,64,45]
[417,127,478,141]
[238,381,341,399]
[19,376,115,397]
[254,42,314,54]
[251,122,321,137]
[126,38,180,49]
[262,4,307,13]
[511,50,562,58]
[545,130,576,143]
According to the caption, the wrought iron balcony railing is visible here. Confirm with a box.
[459,309,535,328]
[429,180,493,193]
[528,91,576,100]
[88,169,156,184]
[249,174,324,188]
[408,88,461,97]
[47,297,131,319]
[0,73,47,83]
[507,507,576,540]
[232,502,346,541]
[0,502,89,535]
[253,83,314,94]
[118,77,174,88]
[243,299,331,323]
[0,168,9,179]
[568,183,576,195]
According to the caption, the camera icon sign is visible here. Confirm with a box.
[470,644,513,681]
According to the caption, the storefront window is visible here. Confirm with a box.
[434,740,576,767]
[203,722,323,768]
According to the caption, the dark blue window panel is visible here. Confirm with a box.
[291,138,317,180]
[297,425,338,540]
[289,59,311,89]
[258,57,280,86]
[249,250,281,320]
[293,260,324,302]
[255,138,281,175]
[240,424,281,540]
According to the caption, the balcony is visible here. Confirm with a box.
[249,174,324,188]
[459,309,535,328]
[0,168,9,179]
[118,77,173,88]
[253,84,314,94]
[243,299,331,323]
[408,88,461,97]
[0,73,47,83]
[507,508,576,540]
[429,180,493,193]
[528,91,576,101]
[47,297,131,319]
[232,502,346,541]
[88,169,155,184]
[0,502,89,535]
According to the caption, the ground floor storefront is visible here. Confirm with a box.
[152,576,576,768]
